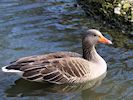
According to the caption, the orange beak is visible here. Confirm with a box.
[98,36,112,44]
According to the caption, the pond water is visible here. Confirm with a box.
[0,0,132,100]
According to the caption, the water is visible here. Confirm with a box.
[0,0,132,100]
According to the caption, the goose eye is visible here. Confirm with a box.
[93,34,97,37]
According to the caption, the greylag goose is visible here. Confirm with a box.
[2,29,112,84]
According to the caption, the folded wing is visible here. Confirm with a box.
[4,52,90,84]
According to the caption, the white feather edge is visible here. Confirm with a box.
[1,66,23,76]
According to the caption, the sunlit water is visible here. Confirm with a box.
[0,0,132,100]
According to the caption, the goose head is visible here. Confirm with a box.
[82,29,112,47]
[82,29,112,60]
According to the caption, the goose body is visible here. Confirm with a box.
[2,29,112,84]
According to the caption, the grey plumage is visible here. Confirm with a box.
[5,52,90,84]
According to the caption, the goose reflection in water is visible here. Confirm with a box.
[5,72,106,99]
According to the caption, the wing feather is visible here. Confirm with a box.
[4,52,90,84]
[24,58,89,84]
[39,57,90,84]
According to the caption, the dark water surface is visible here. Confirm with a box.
[0,0,132,100]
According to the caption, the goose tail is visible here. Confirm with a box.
[1,65,23,76]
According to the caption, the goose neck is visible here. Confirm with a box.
[82,45,99,61]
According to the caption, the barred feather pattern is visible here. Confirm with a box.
[5,52,92,84]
